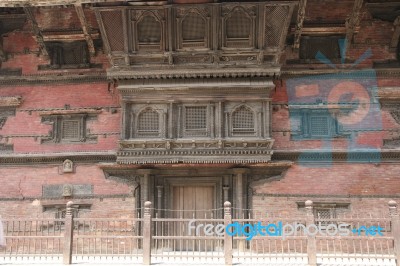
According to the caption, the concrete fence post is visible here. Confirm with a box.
[224,201,232,266]
[63,201,74,265]
[389,200,400,266]
[305,200,317,266]
[143,201,152,265]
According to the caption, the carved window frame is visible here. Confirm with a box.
[222,6,255,49]
[135,107,162,138]
[128,104,168,139]
[290,109,346,140]
[230,104,257,137]
[41,114,97,144]
[176,8,211,50]
[133,11,165,52]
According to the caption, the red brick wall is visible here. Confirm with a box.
[0,83,120,153]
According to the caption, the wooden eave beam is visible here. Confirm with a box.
[293,0,307,49]
[75,4,96,56]
[390,16,400,50]
[42,32,100,42]
[23,6,48,57]
[345,0,364,47]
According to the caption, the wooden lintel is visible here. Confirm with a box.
[42,32,100,42]
[390,16,400,49]
[75,4,96,56]
[293,26,348,35]
[293,0,307,49]
[23,6,48,57]
[345,0,364,47]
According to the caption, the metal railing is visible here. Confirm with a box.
[0,200,399,266]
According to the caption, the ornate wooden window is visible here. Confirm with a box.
[183,105,208,137]
[290,110,345,140]
[223,7,254,48]
[41,114,97,144]
[136,108,160,137]
[137,14,162,51]
[231,105,255,136]
[180,12,207,49]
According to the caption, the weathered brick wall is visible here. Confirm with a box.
[0,197,135,218]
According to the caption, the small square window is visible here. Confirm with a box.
[184,106,208,137]
[61,120,81,140]
[41,114,97,144]
[309,116,329,137]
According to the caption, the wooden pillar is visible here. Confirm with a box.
[138,169,154,218]
[233,168,248,219]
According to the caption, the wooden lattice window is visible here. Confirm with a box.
[61,119,81,141]
[290,110,344,140]
[184,106,208,136]
[309,116,329,137]
[225,8,252,48]
[41,114,97,144]
[138,15,161,50]
[182,13,205,43]
[137,108,160,137]
[232,105,255,135]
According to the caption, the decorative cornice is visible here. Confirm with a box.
[118,138,274,164]
[0,152,116,165]
[0,72,107,86]
[107,66,281,80]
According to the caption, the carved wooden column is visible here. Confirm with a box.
[232,168,248,219]
[223,186,230,202]
[156,186,163,217]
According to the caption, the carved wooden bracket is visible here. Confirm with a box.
[293,0,307,50]
[390,16,400,51]
[345,0,364,48]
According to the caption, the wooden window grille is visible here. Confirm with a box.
[232,105,255,135]
[138,15,161,50]
[309,116,329,137]
[184,106,208,136]
[61,120,81,141]
[314,207,337,227]
[137,108,160,137]
[226,11,250,39]
[182,13,205,43]
[225,9,252,48]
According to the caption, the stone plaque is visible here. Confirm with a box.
[43,184,93,198]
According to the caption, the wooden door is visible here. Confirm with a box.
[172,185,215,251]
